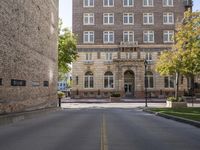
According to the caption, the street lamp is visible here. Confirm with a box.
[144,60,148,107]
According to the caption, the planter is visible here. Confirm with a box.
[166,101,187,108]
[110,97,121,102]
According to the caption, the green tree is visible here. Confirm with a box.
[175,10,200,95]
[155,50,183,100]
[156,10,200,100]
[58,20,78,78]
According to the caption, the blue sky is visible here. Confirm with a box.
[59,0,200,28]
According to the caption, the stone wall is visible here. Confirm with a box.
[0,0,59,114]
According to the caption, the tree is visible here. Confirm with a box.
[155,50,183,100]
[156,10,200,100]
[175,10,200,96]
[58,20,78,78]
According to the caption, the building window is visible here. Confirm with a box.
[143,31,154,43]
[164,76,174,88]
[11,79,26,86]
[83,0,94,7]
[103,31,114,43]
[163,30,174,43]
[126,52,132,59]
[83,13,94,25]
[163,12,174,24]
[145,71,154,88]
[76,76,79,85]
[85,53,92,60]
[123,0,134,7]
[103,0,114,7]
[163,0,173,7]
[106,52,112,61]
[0,78,2,85]
[84,71,94,88]
[123,31,134,42]
[143,0,154,7]
[145,52,152,63]
[83,31,94,43]
[103,13,114,25]
[104,71,114,88]
[123,13,134,24]
[43,81,49,87]
[143,13,154,25]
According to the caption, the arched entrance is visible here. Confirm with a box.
[124,70,135,97]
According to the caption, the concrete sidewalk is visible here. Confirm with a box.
[61,102,200,109]
[62,97,200,104]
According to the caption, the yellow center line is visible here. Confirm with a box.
[101,114,108,150]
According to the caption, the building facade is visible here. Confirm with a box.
[0,0,59,114]
[72,0,192,99]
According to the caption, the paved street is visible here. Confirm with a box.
[0,108,200,150]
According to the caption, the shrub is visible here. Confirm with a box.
[57,91,65,99]
[167,96,184,102]
[111,93,121,97]
[167,97,177,102]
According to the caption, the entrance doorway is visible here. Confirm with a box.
[124,70,135,97]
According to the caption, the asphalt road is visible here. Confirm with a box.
[0,108,200,150]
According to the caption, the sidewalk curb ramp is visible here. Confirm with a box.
[142,108,200,128]
[0,107,61,126]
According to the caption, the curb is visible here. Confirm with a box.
[142,108,200,128]
[0,107,61,126]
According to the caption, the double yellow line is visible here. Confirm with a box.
[101,114,108,150]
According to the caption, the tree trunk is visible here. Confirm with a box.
[175,72,180,101]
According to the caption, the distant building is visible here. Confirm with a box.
[72,0,193,99]
[0,0,59,114]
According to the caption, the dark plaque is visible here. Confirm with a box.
[11,79,26,86]
[0,78,2,85]
[43,81,49,87]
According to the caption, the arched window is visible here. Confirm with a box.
[104,71,114,88]
[84,71,94,88]
[145,71,154,88]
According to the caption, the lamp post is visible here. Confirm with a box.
[144,60,148,107]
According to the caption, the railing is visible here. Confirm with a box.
[119,41,138,47]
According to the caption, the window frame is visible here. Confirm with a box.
[104,71,114,89]
[103,13,114,25]
[163,30,174,43]
[164,76,174,88]
[123,13,134,25]
[143,31,155,43]
[163,0,173,7]
[83,31,94,43]
[103,31,114,43]
[123,0,134,7]
[83,13,94,25]
[145,71,154,88]
[83,0,94,7]
[163,12,174,25]
[84,71,94,89]
[143,0,154,7]
[123,31,134,42]
[103,0,114,7]
[143,13,154,25]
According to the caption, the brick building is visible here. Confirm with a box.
[0,0,59,113]
[72,0,193,99]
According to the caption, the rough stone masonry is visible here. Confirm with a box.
[0,0,59,114]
